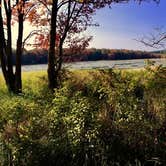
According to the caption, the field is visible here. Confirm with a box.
[0,66,166,166]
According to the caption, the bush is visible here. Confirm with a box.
[0,66,165,165]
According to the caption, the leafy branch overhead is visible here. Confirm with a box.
[24,0,160,50]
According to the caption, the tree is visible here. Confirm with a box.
[0,0,26,93]
[47,0,161,91]
[25,0,96,90]
[0,0,43,93]
[14,0,160,91]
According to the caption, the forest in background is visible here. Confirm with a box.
[9,48,166,65]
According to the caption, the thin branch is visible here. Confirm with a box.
[57,0,69,10]
[136,28,166,49]
[38,0,51,13]
[23,3,36,20]
[22,30,42,48]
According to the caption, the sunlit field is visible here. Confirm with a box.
[0,0,165,165]
[0,66,165,165]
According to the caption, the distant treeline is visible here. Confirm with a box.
[11,48,165,65]
[63,48,165,62]
[152,50,166,54]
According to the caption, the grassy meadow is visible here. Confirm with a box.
[0,66,166,165]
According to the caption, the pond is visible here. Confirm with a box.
[0,58,166,72]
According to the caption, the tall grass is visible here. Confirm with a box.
[0,66,165,166]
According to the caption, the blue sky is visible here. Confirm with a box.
[88,0,166,51]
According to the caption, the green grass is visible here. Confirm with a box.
[0,67,165,166]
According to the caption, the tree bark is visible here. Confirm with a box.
[48,0,58,91]
[0,0,24,93]
[15,11,24,93]
[0,0,9,87]
[56,42,63,73]
[0,0,16,92]
[5,0,15,91]
[0,49,8,87]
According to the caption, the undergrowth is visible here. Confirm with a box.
[0,66,165,166]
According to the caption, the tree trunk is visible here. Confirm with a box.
[0,50,8,87]
[0,0,9,87]
[0,0,15,92]
[6,0,15,92]
[48,0,58,91]
[53,0,71,88]
[56,41,63,74]
[0,0,24,93]
[15,12,24,93]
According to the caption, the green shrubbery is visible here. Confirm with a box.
[0,66,166,165]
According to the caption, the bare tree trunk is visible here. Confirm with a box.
[0,0,16,92]
[0,0,24,93]
[48,0,58,91]
[52,0,72,89]
[0,50,8,87]
[56,41,63,74]
[0,0,9,87]
[5,0,15,92]
[15,11,24,93]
